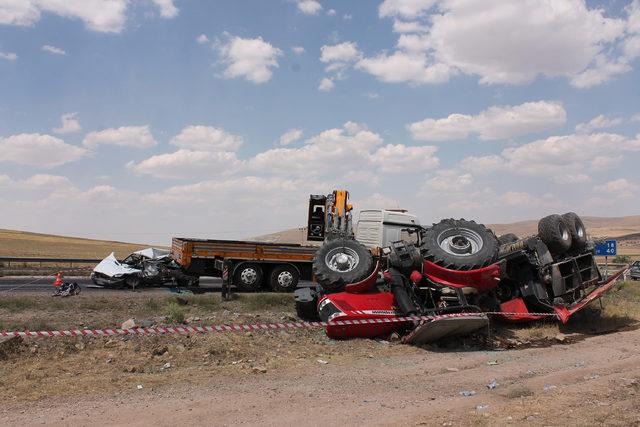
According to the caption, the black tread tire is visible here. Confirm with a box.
[233,263,263,291]
[562,212,587,252]
[538,214,572,255]
[498,233,519,245]
[270,265,299,292]
[312,238,374,293]
[422,219,499,270]
[125,275,141,289]
[296,300,320,321]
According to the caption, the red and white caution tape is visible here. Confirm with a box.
[0,311,558,338]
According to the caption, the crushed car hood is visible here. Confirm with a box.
[133,247,170,259]
[93,253,141,277]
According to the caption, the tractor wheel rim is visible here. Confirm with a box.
[437,228,484,256]
[277,271,294,288]
[325,247,359,273]
[240,268,257,285]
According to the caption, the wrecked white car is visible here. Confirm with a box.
[91,248,198,288]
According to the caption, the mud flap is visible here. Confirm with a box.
[402,314,489,345]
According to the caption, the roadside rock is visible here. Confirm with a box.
[0,336,22,359]
[122,318,136,329]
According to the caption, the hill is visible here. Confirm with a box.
[0,229,152,259]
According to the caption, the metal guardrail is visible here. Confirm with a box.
[0,257,102,268]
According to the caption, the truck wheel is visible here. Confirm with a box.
[125,275,141,289]
[234,263,263,291]
[538,214,572,255]
[422,219,499,270]
[313,238,373,293]
[498,233,519,245]
[270,265,299,292]
[562,212,587,252]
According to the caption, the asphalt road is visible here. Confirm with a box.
[0,276,223,293]
[0,276,313,293]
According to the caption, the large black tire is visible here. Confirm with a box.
[498,233,519,245]
[294,287,320,321]
[233,263,263,291]
[422,219,499,270]
[538,214,572,255]
[270,264,299,292]
[312,238,374,293]
[562,212,587,252]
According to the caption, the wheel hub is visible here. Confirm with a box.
[240,268,257,284]
[325,247,360,273]
[277,271,294,288]
[437,227,484,256]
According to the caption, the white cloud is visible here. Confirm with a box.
[500,132,640,176]
[151,0,178,18]
[593,178,638,198]
[83,125,157,149]
[0,51,17,61]
[20,174,73,189]
[196,34,210,45]
[297,0,322,15]
[128,149,242,180]
[247,122,439,177]
[392,19,427,33]
[575,115,624,134]
[458,155,504,175]
[372,144,439,173]
[278,128,303,146]
[379,0,438,19]
[327,8,336,16]
[632,113,640,123]
[0,133,87,167]
[456,132,640,182]
[170,126,243,152]
[53,112,81,134]
[35,0,129,33]
[423,170,473,193]
[318,77,335,91]
[366,0,637,88]
[292,46,305,55]
[409,101,566,141]
[356,52,452,84]
[0,0,41,26]
[366,92,380,99]
[216,34,282,84]
[42,44,65,55]
[0,0,178,33]
[320,41,361,64]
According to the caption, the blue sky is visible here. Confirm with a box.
[0,0,639,244]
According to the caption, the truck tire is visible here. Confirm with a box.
[422,219,499,270]
[312,238,374,293]
[538,214,572,255]
[562,212,587,252]
[270,264,299,292]
[234,263,263,291]
[498,233,519,245]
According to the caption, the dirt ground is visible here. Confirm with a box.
[1,282,640,426]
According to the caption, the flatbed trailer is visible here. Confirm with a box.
[171,237,319,292]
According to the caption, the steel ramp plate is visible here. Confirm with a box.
[403,314,489,345]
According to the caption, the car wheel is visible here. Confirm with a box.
[270,265,299,292]
[233,263,263,291]
[125,275,141,289]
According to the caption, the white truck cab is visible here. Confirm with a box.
[355,209,421,249]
